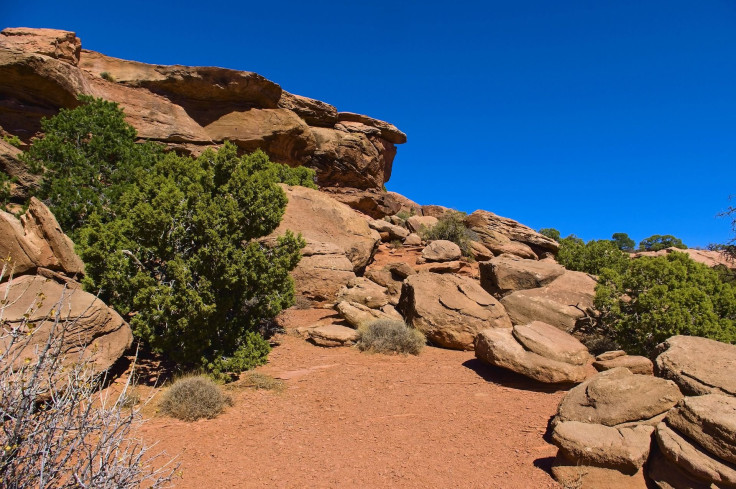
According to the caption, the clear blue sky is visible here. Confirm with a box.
[5,0,736,247]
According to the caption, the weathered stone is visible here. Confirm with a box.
[385,262,416,280]
[647,446,715,489]
[500,271,596,332]
[420,205,451,218]
[336,301,398,329]
[399,272,511,350]
[555,368,683,427]
[323,187,402,219]
[415,260,465,274]
[654,335,736,397]
[513,321,590,366]
[1,28,81,65]
[405,215,438,234]
[368,219,409,241]
[0,275,132,374]
[337,112,406,145]
[307,324,358,347]
[655,422,736,487]
[593,355,653,375]
[475,328,588,383]
[552,421,654,472]
[337,277,390,309]
[479,255,565,296]
[289,241,356,302]
[469,240,493,261]
[552,452,648,489]
[404,233,422,246]
[666,395,736,466]
[278,91,337,127]
[422,240,462,262]
[465,210,559,257]
[597,350,627,361]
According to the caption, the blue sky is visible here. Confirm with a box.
[5,0,736,247]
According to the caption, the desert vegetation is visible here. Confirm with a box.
[159,375,232,422]
[420,211,476,256]
[19,96,317,377]
[357,319,426,355]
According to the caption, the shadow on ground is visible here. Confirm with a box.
[462,358,573,394]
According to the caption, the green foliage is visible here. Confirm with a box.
[357,319,425,355]
[21,95,161,232]
[100,71,115,82]
[539,228,561,242]
[638,234,687,252]
[159,375,232,421]
[2,134,22,148]
[611,232,635,252]
[556,236,629,276]
[0,171,13,207]
[421,211,474,256]
[28,97,316,375]
[595,252,736,355]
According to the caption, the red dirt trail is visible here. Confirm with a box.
[139,332,565,488]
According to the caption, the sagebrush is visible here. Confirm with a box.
[158,375,232,422]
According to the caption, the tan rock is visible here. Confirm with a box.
[336,301,399,329]
[647,446,715,489]
[655,422,736,487]
[337,112,406,145]
[597,350,627,361]
[552,453,648,489]
[404,233,422,246]
[368,219,409,241]
[399,272,511,350]
[654,335,736,396]
[364,268,402,304]
[479,254,565,296]
[0,275,132,374]
[665,395,736,466]
[513,321,590,366]
[1,28,81,65]
[337,277,390,309]
[552,421,654,471]
[415,260,465,274]
[278,91,337,127]
[387,192,422,217]
[500,270,596,332]
[420,205,452,218]
[307,324,359,347]
[422,240,462,262]
[593,355,653,375]
[405,215,438,234]
[323,187,402,219]
[289,241,356,302]
[555,368,683,427]
[465,210,559,257]
[468,240,493,261]
[475,328,589,383]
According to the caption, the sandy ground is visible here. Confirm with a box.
[137,332,566,489]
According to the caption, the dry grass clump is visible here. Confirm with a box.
[357,319,425,355]
[240,372,285,392]
[159,375,232,421]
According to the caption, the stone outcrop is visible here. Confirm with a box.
[398,272,511,350]
[307,324,359,347]
[0,27,405,192]
[336,301,402,329]
[554,367,683,427]
[500,270,596,332]
[474,321,590,384]
[654,335,736,397]
[336,277,390,309]
[1,197,84,278]
[465,210,559,259]
[405,215,437,234]
[479,254,565,297]
[368,219,409,241]
[593,351,653,375]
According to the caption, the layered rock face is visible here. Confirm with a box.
[0,27,405,192]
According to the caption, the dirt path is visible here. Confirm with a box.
[139,333,564,488]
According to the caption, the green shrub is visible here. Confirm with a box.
[100,71,115,82]
[638,234,687,251]
[26,96,315,376]
[159,375,232,421]
[595,251,736,355]
[557,236,629,276]
[357,319,425,355]
[539,228,561,242]
[611,232,635,252]
[0,171,12,207]
[2,134,22,148]
[421,211,474,256]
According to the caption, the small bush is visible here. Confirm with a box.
[389,239,404,249]
[100,71,115,82]
[557,236,629,276]
[2,134,22,148]
[159,375,232,421]
[421,211,474,256]
[357,319,425,355]
[240,372,285,392]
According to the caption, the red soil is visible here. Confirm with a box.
[139,331,565,488]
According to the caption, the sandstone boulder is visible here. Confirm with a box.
[405,215,438,234]
[474,327,588,383]
[500,270,596,332]
[465,210,559,257]
[552,421,654,472]
[337,112,406,145]
[268,184,378,273]
[479,254,565,296]
[307,324,359,347]
[0,275,132,374]
[337,277,390,309]
[655,422,736,487]
[278,91,337,127]
[513,321,590,365]
[665,395,736,466]
[0,198,84,279]
[1,28,81,65]
[404,233,422,246]
[420,205,451,218]
[422,240,461,262]
[336,301,401,329]
[647,446,715,489]
[289,241,356,302]
[552,454,648,489]
[368,219,409,241]
[323,187,402,219]
[654,335,736,396]
[593,354,653,376]
[468,240,493,261]
[415,260,465,274]
[555,368,683,427]
[398,272,511,350]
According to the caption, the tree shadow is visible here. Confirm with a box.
[462,358,575,394]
